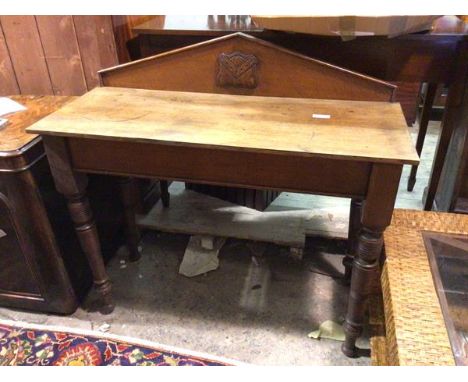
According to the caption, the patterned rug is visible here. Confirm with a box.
[0,321,233,366]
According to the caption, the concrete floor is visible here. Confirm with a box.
[0,121,440,365]
[0,233,369,365]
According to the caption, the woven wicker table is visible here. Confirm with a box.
[371,209,467,366]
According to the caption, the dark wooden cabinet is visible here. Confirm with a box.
[0,154,76,313]
[435,136,468,214]
[0,96,123,314]
[433,41,468,214]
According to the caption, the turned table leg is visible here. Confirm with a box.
[342,228,383,357]
[43,136,114,314]
[343,198,363,283]
[66,192,114,314]
[407,82,437,192]
[342,164,402,357]
[160,180,170,207]
[119,177,141,262]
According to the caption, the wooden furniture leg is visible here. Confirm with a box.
[160,180,170,207]
[423,41,468,210]
[119,177,141,262]
[342,164,402,357]
[407,82,437,191]
[43,136,114,314]
[343,198,363,283]
[342,227,384,357]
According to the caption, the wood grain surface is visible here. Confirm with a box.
[99,31,397,209]
[0,16,118,96]
[27,87,418,165]
[0,16,54,95]
[0,21,19,95]
[35,16,88,96]
[1,95,75,152]
[100,33,396,102]
[73,16,119,89]
[133,15,262,36]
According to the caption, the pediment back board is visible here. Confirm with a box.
[99,33,396,102]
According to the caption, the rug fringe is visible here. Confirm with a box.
[0,318,245,366]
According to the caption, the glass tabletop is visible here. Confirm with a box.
[423,232,468,366]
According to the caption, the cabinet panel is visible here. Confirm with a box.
[0,192,41,296]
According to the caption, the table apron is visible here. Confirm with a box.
[67,137,371,199]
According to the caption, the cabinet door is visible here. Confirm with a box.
[0,192,42,296]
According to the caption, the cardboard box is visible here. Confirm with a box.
[252,16,442,40]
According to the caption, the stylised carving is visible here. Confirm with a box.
[216,52,258,89]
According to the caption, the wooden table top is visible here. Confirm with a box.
[0,95,75,152]
[27,87,419,165]
[133,15,467,37]
[431,15,468,35]
[133,15,262,36]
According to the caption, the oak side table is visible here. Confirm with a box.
[27,86,419,357]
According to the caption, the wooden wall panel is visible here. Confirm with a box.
[112,15,156,63]
[0,16,118,96]
[0,16,53,95]
[0,20,19,94]
[73,16,119,89]
[36,16,87,95]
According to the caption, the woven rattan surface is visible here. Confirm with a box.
[369,294,389,366]
[381,209,468,366]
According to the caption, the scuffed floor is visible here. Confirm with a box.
[0,232,369,365]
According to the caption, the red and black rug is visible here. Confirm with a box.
[0,322,234,366]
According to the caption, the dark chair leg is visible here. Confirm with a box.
[344,199,363,284]
[342,228,384,358]
[342,163,400,358]
[407,82,437,191]
[43,136,114,314]
[160,180,170,208]
[67,192,114,314]
[119,177,141,262]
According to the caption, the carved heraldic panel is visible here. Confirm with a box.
[216,52,258,89]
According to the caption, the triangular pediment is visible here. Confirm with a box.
[99,32,395,101]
